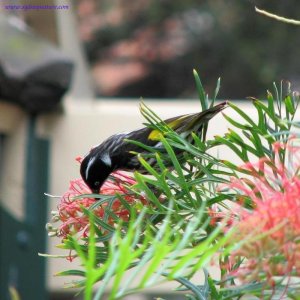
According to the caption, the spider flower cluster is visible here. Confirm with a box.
[223,140,300,284]
[47,171,144,239]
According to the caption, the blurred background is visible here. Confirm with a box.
[0,0,299,299]
[78,0,300,99]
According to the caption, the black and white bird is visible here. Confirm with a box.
[80,102,227,193]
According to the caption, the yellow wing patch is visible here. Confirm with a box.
[148,115,191,141]
[148,129,164,141]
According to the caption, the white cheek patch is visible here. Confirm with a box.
[100,152,112,167]
[85,156,96,180]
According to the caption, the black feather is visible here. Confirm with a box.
[80,101,227,193]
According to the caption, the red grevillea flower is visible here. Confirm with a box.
[222,140,300,285]
[48,170,146,239]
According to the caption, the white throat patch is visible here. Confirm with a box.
[85,156,96,180]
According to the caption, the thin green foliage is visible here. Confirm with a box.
[50,73,231,299]
[46,73,300,300]
[219,82,300,174]
[58,204,230,300]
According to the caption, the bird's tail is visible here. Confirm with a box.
[145,101,228,141]
[169,101,228,134]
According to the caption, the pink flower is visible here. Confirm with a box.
[49,170,146,239]
[222,140,300,285]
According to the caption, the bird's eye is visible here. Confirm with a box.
[94,181,100,187]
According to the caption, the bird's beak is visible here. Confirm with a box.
[92,189,100,200]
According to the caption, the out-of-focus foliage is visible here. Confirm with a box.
[75,0,300,99]
[45,73,300,299]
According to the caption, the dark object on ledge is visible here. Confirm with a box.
[0,14,73,114]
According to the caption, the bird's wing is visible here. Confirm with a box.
[97,101,227,170]
[104,128,157,170]
[148,101,227,141]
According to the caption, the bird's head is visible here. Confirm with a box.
[80,150,113,194]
